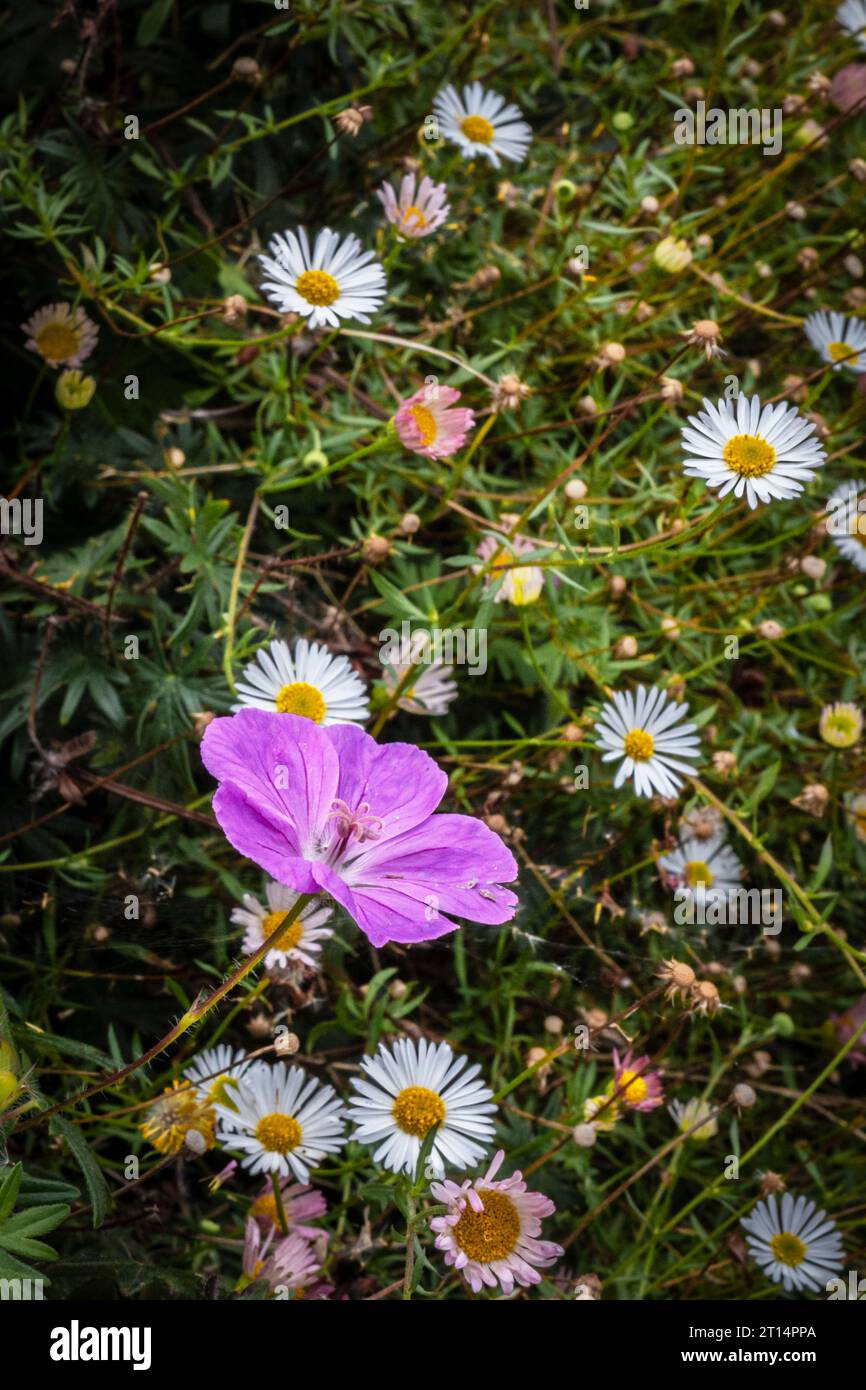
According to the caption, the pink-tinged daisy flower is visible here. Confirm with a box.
[241,1218,322,1294]
[608,1047,664,1112]
[200,709,519,948]
[394,385,474,460]
[376,172,450,239]
[21,303,98,369]
[829,994,866,1068]
[430,1150,563,1295]
[474,525,544,606]
[251,1179,328,1235]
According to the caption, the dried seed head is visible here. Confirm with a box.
[681,318,724,362]
[231,56,262,85]
[849,157,866,183]
[732,1082,756,1109]
[661,616,681,641]
[596,341,626,367]
[573,1272,602,1299]
[756,619,784,640]
[362,534,391,564]
[670,57,695,78]
[467,265,501,292]
[491,372,531,411]
[657,958,696,1003]
[800,554,826,580]
[335,105,373,137]
[399,512,421,535]
[640,194,660,214]
[690,979,722,1014]
[790,782,830,818]
[190,710,216,738]
[614,635,638,659]
[274,1030,300,1057]
[544,1015,564,1036]
[222,294,248,326]
[565,478,587,501]
[578,394,598,416]
[660,376,684,404]
[759,1170,786,1196]
[785,200,806,221]
[608,574,627,597]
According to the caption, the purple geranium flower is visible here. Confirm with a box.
[201,709,519,947]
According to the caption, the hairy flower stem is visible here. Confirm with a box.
[9,894,314,1131]
[402,1188,417,1301]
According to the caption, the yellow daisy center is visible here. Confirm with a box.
[295,269,341,307]
[252,1192,279,1225]
[36,322,80,361]
[410,403,438,446]
[623,728,655,762]
[453,1189,521,1263]
[685,860,714,888]
[461,115,495,144]
[770,1231,807,1268]
[275,681,327,722]
[261,908,304,952]
[402,204,427,228]
[255,1111,302,1154]
[722,434,776,478]
[827,340,856,364]
[615,1069,648,1106]
[391,1085,445,1137]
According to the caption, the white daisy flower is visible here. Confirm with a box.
[804,309,866,372]
[231,881,334,972]
[837,0,866,49]
[433,82,532,168]
[658,832,744,904]
[680,394,827,509]
[183,1044,252,1112]
[381,661,458,717]
[347,1036,497,1178]
[741,1193,844,1294]
[215,1062,347,1181]
[825,479,866,572]
[232,637,369,726]
[595,685,701,799]
[257,226,387,329]
[21,302,99,369]
[669,1097,718,1142]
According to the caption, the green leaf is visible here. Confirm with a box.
[49,1115,112,1229]
[136,0,174,46]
